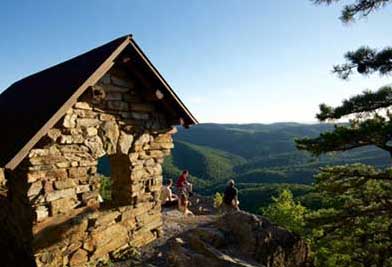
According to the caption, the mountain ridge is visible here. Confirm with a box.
[163,122,390,212]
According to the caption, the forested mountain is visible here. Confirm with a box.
[163,123,391,212]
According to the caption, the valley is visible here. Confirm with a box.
[163,123,391,212]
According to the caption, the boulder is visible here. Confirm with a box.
[166,211,311,267]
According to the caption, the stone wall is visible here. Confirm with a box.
[0,167,5,195]
[6,66,177,267]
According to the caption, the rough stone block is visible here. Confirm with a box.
[79,160,97,167]
[134,133,150,146]
[99,113,115,121]
[85,127,98,137]
[29,149,50,158]
[29,155,65,166]
[77,118,100,128]
[59,144,89,154]
[44,181,54,194]
[63,113,77,128]
[84,136,105,158]
[28,169,68,183]
[36,206,49,222]
[54,179,77,190]
[47,129,62,141]
[56,161,71,168]
[76,185,90,194]
[95,211,121,227]
[148,150,164,158]
[28,181,43,197]
[100,121,119,155]
[51,197,79,215]
[91,224,129,259]
[74,102,92,110]
[144,158,155,167]
[81,191,99,204]
[129,153,139,162]
[59,135,73,144]
[69,167,88,178]
[74,109,97,118]
[118,131,134,154]
[0,168,5,187]
[46,188,75,202]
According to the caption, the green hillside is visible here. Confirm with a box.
[101,122,391,212]
[163,123,391,211]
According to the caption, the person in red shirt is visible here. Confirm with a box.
[176,170,193,197]
[176,170,189,188]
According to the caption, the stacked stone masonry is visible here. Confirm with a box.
[7,66,176,267]
[0,167,5,195]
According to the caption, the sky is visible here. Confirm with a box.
[1,0,391,123]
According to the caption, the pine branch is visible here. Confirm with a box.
[313,0,391,22]
[316,87,392,120]
[333,47,392,79]
[295,117,392,155]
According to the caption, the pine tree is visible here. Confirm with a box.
[309,164,392,266]
[295,1,392,266]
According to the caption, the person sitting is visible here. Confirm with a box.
[222,179,240,212]
[176,170,193,197]
[161,179,178,207]
[178,193,193,216]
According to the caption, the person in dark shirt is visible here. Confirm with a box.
[222,179,239,212]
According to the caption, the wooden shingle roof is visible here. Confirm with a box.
[0,35,197,170]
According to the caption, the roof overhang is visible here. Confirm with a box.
[0,35,197,170]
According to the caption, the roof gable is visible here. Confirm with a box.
[0,35,197,170]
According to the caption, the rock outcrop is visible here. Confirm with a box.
[141,209,311,267]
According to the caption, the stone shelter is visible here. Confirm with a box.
[0,35,197,267]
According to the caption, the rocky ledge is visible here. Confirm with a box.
[129,208,311,267]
